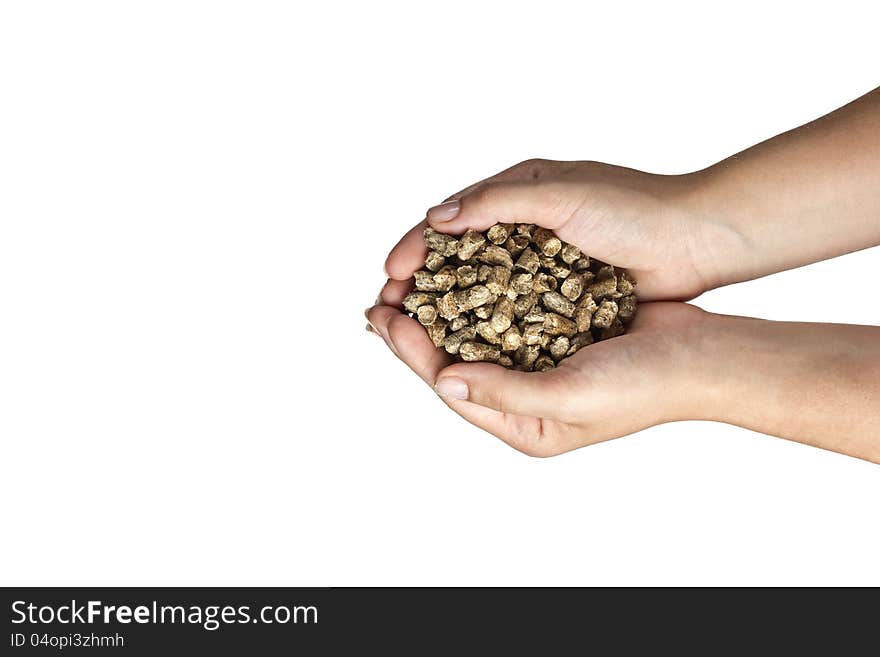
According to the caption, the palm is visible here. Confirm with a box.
[384,159,720,302]
[367,299,702,456]
[535,163,710,301]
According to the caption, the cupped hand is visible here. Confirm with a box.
[371,158,742,454]
[366,300,707,456]
[385,159,744,302]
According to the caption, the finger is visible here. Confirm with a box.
[365,304,401,356]
[439,398,516,443]
[368,304,555,453]
[426,180,578,235]
[377,277,413,309]
[367,305,452,385]
[443,399,546,450]
[433,361,574,420]
[385,312,452,384]
[385,220,427,281]
[443,399,574,456]
[387,161,558,279]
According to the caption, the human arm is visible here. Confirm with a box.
[384,86,880,301]
[371,85,880,462]
[687,85,880,288]
[366,302,880,463]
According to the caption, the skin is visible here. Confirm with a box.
[368,86,880,463]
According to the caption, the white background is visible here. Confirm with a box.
[1,1,878,586]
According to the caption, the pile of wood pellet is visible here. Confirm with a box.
[402,223,637,371]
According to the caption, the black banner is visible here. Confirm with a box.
[0,587,871,653]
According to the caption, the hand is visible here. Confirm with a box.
[372,84,880,461]
[384,159,744,301]
[367,300,706,456]
[368,297,880,462]
[373,158,735,455]
[386,84,880,302]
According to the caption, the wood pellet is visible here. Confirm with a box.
[403,224,638,371]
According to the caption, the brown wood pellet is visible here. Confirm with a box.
[402,224,637,371]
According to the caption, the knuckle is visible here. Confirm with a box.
[539,181,580,220]
[438,363,468,381]
[468,181,504,207]
[491,385,511,414]
[517,157,546,169]
[383,253,401,278]
[505,419,562,458]
[515,438,560,458]
[535,372,579,423]
[516,158,554,179]
[516,443,548,458]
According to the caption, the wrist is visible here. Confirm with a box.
[682,313,880,462]
[674,170,758,293]
[662,309,778,425]
[680,311,749,423]
[640,304,731,424]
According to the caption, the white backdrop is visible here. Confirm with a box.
[1,1,878,586]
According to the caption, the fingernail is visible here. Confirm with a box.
[427,199,460,222]
[365,322,379,335]
[435,377,469,401]
[364,306,372,319]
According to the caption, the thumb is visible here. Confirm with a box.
[426,180,580,235]
[433,362,571,420]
